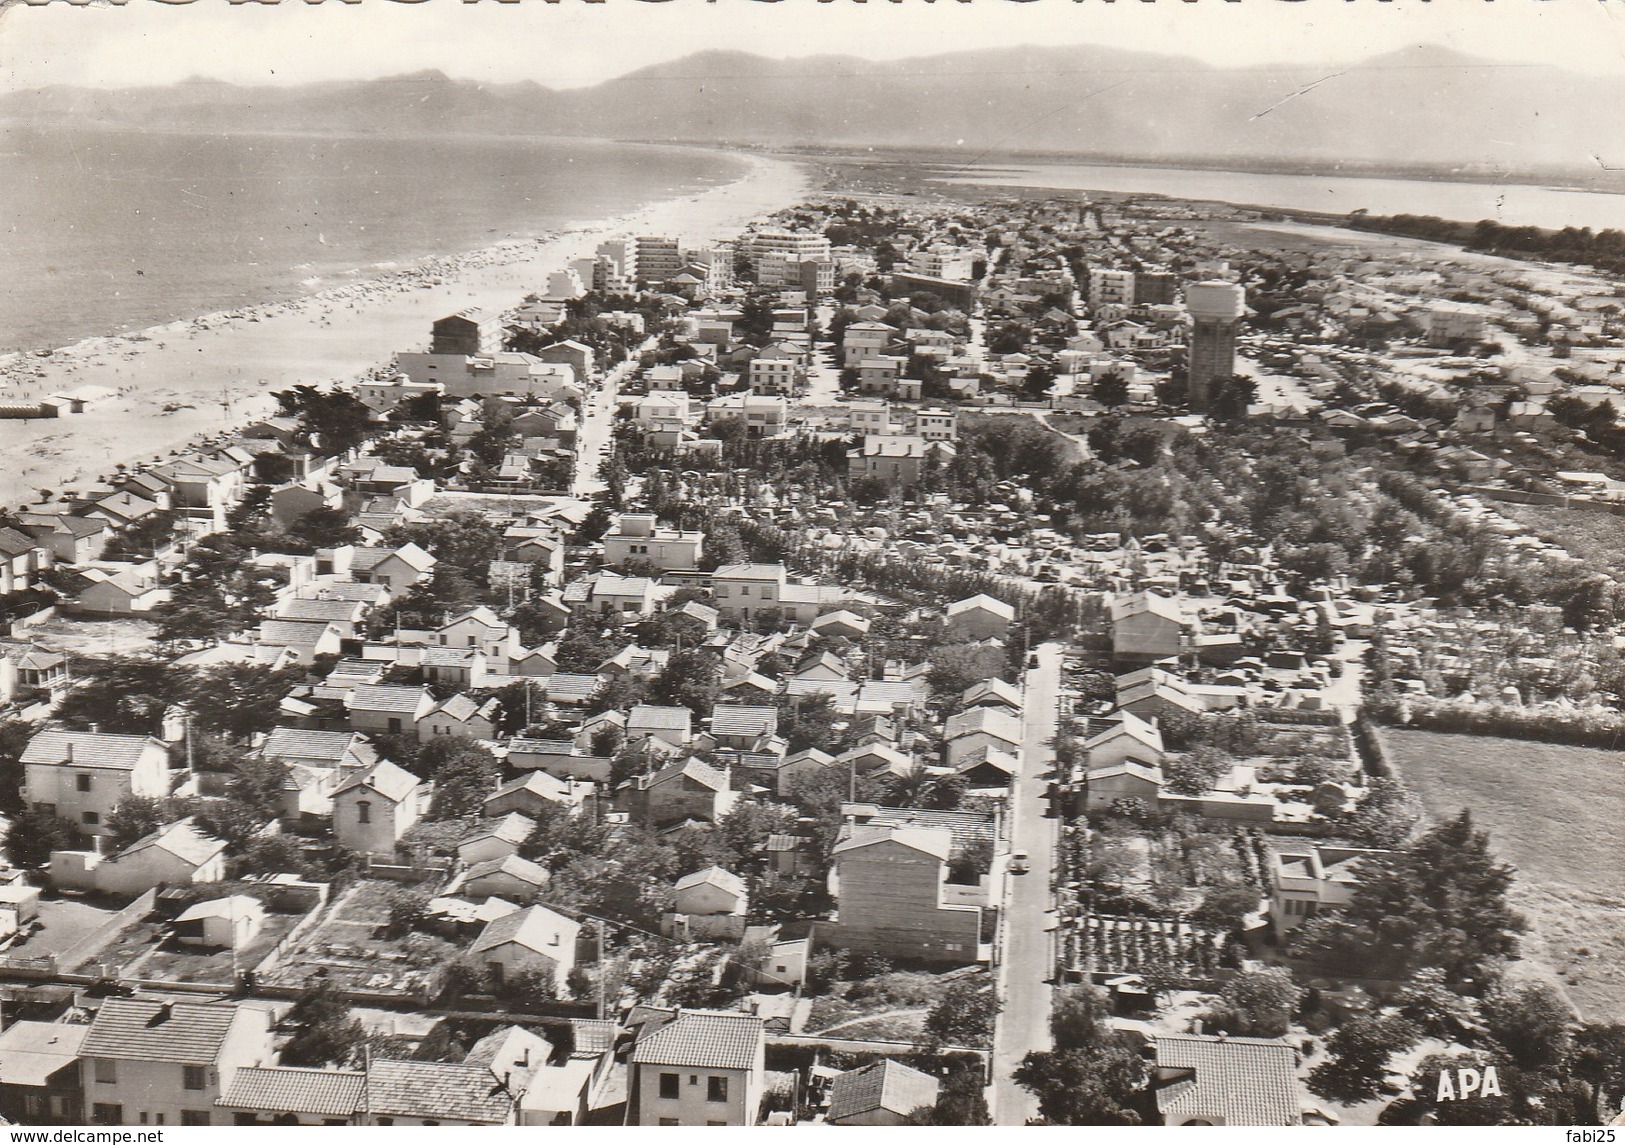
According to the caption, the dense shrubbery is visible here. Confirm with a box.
[1289,810,1524,991]
[1367,693,1625,748]
[1347,212,1625,278]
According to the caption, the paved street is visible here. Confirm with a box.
[990,641,1063,1125]
[570,341,648,499]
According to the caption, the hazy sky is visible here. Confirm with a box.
[3,0,1624,93]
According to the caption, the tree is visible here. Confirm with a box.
[1093,370,1131,408]
[152,582,236,647]
[412,1022,470,1063]
[1050,985,1112,1050]
[637,608,708,649]
[1308,1014,1421,1103]
[385,512,504,586]
[466,400,518,469]
[1208,374,1258,421]
[906,1064,991,1125]
[56,658,178,734]
[1480,980,1574,1074]
[497,966,559,1009]
[191,798,270,852]
[225,483,273,537]
[1572,1024,1625,1121]
[650,648,721,716]
[609,739,664,788]
[1191,885,1260,933]
[382,885,432,939]
[279,983,366,1067]
[948,835,995,886]
[778,693,839,752]
[926,643,1008,698]
[1291,756,1343,788]
[1392,966,1478,1042]
[924,979,997,1048]
[737,296,776,343]
[1023,361,1057,400]
[1343,775,1419,848]
[440,954,496,1001]
[287,505,361,552]
[106,796,171,852]
[274,385,376,456]
[253,452,295,485]
[554,628,621,674]
[0,720,34,814]
[590,722,625,758]
[1204,966,1302,1038]
[1291,810,1524,989]
[713,801,796,872]
[1157,367,1189,409]
[883,765,966,812]
[426,745,499,820]
[1164,745,1230,796]
[227,755,292,822]
[185,665,302,741]
[5,807,81,869]
[236,833,313,880]
[1014,1043,1145,1124]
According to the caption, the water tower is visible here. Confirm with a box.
[1185,281,1246,413]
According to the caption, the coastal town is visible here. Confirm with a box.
[0,176,1621,1131]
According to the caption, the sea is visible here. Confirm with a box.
[942,162,1625,234]
[0,125,748,354]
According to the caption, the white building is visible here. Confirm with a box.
[907,247,975,282]
[602,514,705,571]
[1088,268,1136,310]
[748,358,801,396]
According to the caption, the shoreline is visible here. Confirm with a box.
[0,136,760,361]
[780,144,1625,196]
[0,149,812,511]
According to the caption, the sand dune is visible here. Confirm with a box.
[0,151,811,509]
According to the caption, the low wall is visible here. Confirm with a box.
[56,888,158,974]
[0,954,58,977]
[360,858,451,883]
[1259,708,1344,728]
[250,896,329,974]
[8,606,56,636]
[1461,483,1625,515]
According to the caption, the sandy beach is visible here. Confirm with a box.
[0,150,812,510]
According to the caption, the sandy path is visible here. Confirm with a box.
[0,151,812,509]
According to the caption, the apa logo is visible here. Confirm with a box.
[1436,1066,1501,1102]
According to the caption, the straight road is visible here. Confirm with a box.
[990,641,1063,1124]
[570,338,650,499]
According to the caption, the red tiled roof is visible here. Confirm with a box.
[80,998,245,1064]
[362,1058,512,1123]
[628,1010,763,1071]
[218,1066,365,1117]
[827,1059,939,1123]
[1154,1034,1305,1126]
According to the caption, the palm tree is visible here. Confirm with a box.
[883,764,965,811]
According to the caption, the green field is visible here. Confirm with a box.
[1381,728,1625,1022]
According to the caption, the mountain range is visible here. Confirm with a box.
[3,43,1620,176]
